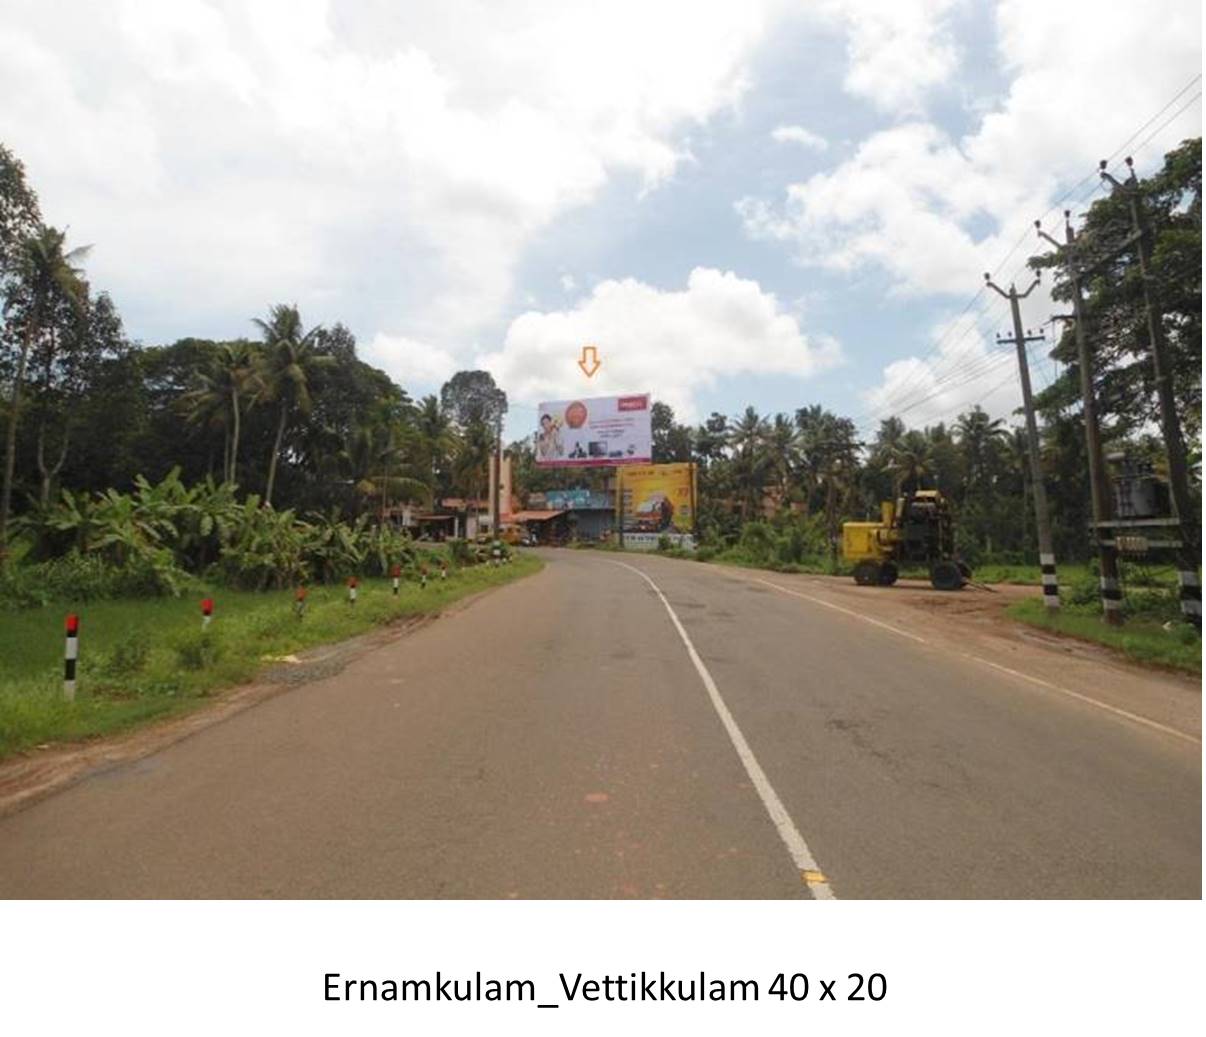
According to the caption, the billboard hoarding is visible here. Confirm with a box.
[534,394,652,468]
[619,463,696,534]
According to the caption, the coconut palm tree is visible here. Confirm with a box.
[182,345,259,484]
[765,413,802,512]
[956,406,1009,502]
[452,419,494,517]
[413,394,458,491]
[335,424,432,518]
[727,406,770,520]
[251,305,331,506]
[1,226,89,565]
[888,430,935,495]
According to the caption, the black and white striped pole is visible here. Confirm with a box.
[1178,568,1201,628]
[1039,553,1060,612]
[1100,572,1124,623]
[64,613,79,701]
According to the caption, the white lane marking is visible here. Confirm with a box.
[610,561,835,900]
[966,656,1201,746]
[722,568,1197,746]
[749,576,928,645]
[611,548,1198,751]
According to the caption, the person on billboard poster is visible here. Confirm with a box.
[536,412,564,460]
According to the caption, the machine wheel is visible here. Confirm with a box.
[853,560,881,586]
[930,560,965,591]
[878,561,899,586]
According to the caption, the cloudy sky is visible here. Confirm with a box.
[1,0,1201,439]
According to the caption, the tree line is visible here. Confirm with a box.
[2,136,1200,579]
[1,141,519,572]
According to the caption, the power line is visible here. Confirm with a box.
[848,75,1203,425]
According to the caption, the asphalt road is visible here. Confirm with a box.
[0,550,1199,898]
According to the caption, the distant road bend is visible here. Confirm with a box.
[0,549,1199,898]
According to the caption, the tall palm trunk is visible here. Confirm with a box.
[229,385,241,485]
[264,401,288,506]
[36,417,69,509]
[0,320,36,565]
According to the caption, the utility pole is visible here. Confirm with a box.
[491,415,502,538]
[1100,157,1200,627]
[985,272,1060,611]
[1036,213,1123,625]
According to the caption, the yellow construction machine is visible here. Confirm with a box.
[842,489,970,590]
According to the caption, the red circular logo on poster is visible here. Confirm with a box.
[565,401,588,428]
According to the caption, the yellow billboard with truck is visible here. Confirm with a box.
[618,463,696,534]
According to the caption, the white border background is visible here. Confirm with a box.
[2,900,1200,1034]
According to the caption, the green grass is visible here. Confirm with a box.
[0,555,542,760]
[1007,597,1201,674]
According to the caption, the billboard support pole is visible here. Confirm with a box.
[690,462,698,546]
[616,466,624,550]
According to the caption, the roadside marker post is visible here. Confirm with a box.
[64,613,79,701]
[420,565,428,589]
[201,597,214,631]
[440,560,448,580]
[347,576,358,605]
[294,586,307,619]
[390,564,401,595]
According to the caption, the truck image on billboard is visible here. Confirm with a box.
[533,394,651,467]
[620,463,696,534]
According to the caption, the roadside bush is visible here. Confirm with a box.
[656,533,672,553]
[737,522,775,565]
[447,538,475,567]
[0,550,192,608]
[171,629,225,671]
[695,545,717,562]
[102,635,151,678]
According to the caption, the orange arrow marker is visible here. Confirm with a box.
[577,344,601,378]
[576,347,600,378]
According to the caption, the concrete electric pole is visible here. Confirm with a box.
[1036,213,1123,625]
[985,273,1060,611]
[1100,157,1201,627]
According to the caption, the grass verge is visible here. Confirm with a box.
[0,554,542,760]
[1007,597,1201,674]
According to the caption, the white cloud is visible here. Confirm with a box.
[770,125,829,151]
[810,0,963,116]
[363,334,459,391]
[858,312,1027,430]
[559,273,576,293]
[0,0,773,352]
[741,0,1202,300]
[479,267,842,420]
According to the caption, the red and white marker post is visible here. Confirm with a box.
[294,585,308,618]
[440,560,448,580]
[420,565,428,589]
[347,575,358,605]
[390,564,401,595]
[64,613,80,701]
[201,597,214,631]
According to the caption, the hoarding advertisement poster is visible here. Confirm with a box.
[534,394,652,467]
[620,463,696,534]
